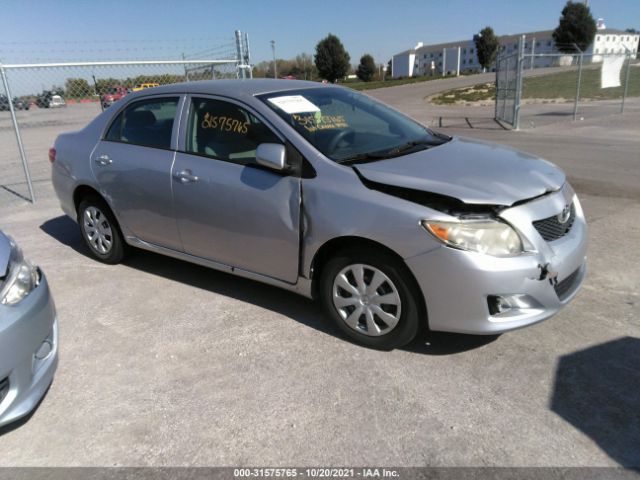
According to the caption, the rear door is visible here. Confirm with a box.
[171,95,301,283]
[91,95,183,249]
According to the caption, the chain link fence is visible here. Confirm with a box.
[495,53,519,126]
[0,33,251,203]
[520,52,638,129]
[495,37,639,130]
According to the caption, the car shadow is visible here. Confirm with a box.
[40,215,501,355]
[402,331,500,355]
[550,336,640,468]
[39,214,86,254]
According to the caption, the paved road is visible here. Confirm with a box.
[0,94,638,466]
[366,66,580,116]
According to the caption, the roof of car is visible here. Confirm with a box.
[132,79,332,98]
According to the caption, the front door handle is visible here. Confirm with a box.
[94,154,112,166]
[174,169,199,184]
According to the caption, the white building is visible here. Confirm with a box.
[391,27,639,78]
[591,29,639,60]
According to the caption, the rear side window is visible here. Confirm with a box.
[185,97,281,165]
[105,97,178,149]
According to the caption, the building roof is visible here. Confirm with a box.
[597,28,635,35]
[497,30,554,44]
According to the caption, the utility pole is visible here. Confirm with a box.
[271,40,277,78]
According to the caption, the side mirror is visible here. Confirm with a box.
[256,143,286,171]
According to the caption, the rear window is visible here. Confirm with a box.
[105,97,178,149]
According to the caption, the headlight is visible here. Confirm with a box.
[0,239,39,305]
[422,219,524,256]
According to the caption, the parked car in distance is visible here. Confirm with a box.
[36,91,66,109]
[100,86,128,109]
[0,96,30,111]
[131,82,159,92]
[49,94,66,108]
[0,231,58,427]
[0,95,10,111]
[50,79,587,349]
[13,97,30,110]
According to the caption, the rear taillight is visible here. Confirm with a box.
[48,148,56,164]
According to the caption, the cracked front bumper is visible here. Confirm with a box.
[406,184,588,334]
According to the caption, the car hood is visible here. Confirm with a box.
[354,136,565,206]
[0,231,10,278]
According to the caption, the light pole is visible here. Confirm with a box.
[270,40,277,79]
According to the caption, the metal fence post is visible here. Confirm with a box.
[621,52,632,113]
[513,35,525,130]
[530,37,535,70]
[573,49,583,121]
[501,56,509,122]
[494,57,499,120]
[0,64,35,203]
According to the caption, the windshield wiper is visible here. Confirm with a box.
[387,138,447,156]
[337,137,450,166]
[337,151,391,165]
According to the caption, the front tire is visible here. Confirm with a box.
[319,248,422,349]
[77,196,127,264]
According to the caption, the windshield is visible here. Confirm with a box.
[258,87,449,163]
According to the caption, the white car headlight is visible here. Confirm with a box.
[0,239,39,305]
[422,219,524,257]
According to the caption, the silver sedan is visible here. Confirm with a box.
[0,231,58,427]
[51,80,587,349]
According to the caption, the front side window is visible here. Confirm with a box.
[185,97,281,164]
[259,87,449,164]
[105,97,178,149]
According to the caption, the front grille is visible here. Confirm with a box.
[533,204,575,242]
[554,268,581,300]
[0,377,9,404]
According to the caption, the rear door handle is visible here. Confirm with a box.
[94,154,112,166]
[174,169,199,184]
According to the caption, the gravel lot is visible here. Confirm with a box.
[0,84,638,468]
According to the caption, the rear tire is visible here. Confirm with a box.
[77,195,127,264]
[319,248,422,350]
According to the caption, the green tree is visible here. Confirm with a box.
[356,54,376,82]
[552,1,596,52]
[473,27,500,72]
[295,53,316,80]
[65,78,92,98]
[314,33,350,83]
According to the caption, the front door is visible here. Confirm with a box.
[171,96,301,283]
[92,96,182,249]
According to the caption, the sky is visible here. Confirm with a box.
[0,0,638,66]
